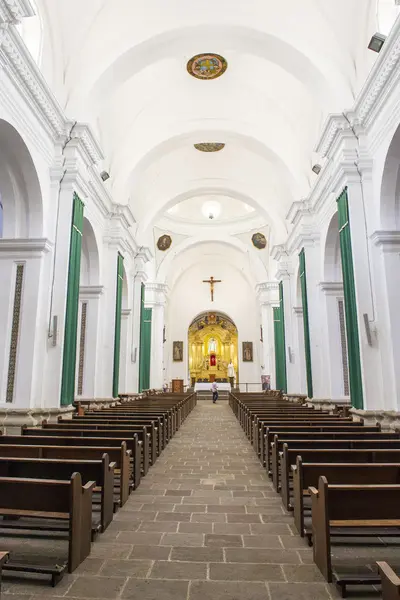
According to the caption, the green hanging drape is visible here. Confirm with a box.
[60,193,84,406]
[139,284,152,392]
[112,253,124,398]
[299,248,313,398]
[337,188,364,409]
[273,281,287,392]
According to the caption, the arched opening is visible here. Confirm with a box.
[322,213,349,399]
[0,120,43,404]
[76,217,101,398]
[188,311,238,386]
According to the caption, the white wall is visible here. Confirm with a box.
[164,259,262,387]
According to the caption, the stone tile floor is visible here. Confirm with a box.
[1,402,384,599]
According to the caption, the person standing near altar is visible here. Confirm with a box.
[228,361,235,389]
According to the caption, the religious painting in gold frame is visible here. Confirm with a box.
[242,341,253,362]
[173,341,183,362]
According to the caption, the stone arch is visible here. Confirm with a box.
[380,124,400,230]
[323,212,342,282]
[0,119,43,238]
[80,217,101,286]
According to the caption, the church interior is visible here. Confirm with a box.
[1,0,400,597]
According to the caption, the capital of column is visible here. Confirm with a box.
[275,263,293,281]
[79,285,104,300]
[256,281,279,305]
[145,282,169,307]
[371,231,400,253]
[319,281,343,296]
[293,306,303,318]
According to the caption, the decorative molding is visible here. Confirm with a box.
[285,199,312,226]
[270,244,288,261]
[79,285,104,299]
[293,306,303,316]
[6,263,24,403]
[371,230,400,252]
[145,282,169,307]
[70,123,104,166]
[0,0,35,23]
[122,308,131,317]
[319,281,344,294]
[0,23,66,138]
[0,238,52,256]
[256,281,279,294]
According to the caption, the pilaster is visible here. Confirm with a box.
[146,282,168,390]
[256,282,279,388]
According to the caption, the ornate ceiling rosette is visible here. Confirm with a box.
[252,232,267,250]
[187,53,228,80]
[157,234,172,252]
[194,143,225,153]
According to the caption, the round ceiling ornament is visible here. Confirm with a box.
[252,232,267,250]
[194,143,225,153]
[187,53,228,80]
[157,234,172,252]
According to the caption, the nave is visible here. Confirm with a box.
[2,396,397,600]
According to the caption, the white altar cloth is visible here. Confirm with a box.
[194,382,231,392]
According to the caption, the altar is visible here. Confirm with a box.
[194,382,232,392]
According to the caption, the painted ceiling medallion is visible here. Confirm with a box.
[187,53,228,80]
[252,232,267,250]
[194,143,225,153]
[157,234,172,252]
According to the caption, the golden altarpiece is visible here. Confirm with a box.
[188,312,238,385]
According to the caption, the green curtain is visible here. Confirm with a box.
[337,188,364,409]
[60,193,84,406]
[112,253,124,398]
[139,284,152,392]
[299,248,313,398]
[273,281,287,392]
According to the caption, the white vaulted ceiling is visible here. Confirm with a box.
[28,0,396,281]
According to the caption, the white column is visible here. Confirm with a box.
[256,282,279,389]
[99,243,120,397]
[146,282,168,390]
[279,270,302,394]
[118,308,131,394]
[345,165,384,410]
[371,232,400,411]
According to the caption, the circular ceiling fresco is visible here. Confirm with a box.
[187,53,228,80]
[194,143,225,152]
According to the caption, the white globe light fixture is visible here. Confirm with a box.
[202,200,221,220]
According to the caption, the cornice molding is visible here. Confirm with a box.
[371,230,400,252]
[256,281,279,294]
[270,244,288,261]
[0,237,52,255]
[285,199,312,226]
[109,205,136,229]
[293,306,303,316]
[70,123,104,166]
[319,281,344,295]
[0,0,34,23]
[0,23,66,138]
[79,285,104,299]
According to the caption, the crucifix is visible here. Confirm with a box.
[203,276,222,302]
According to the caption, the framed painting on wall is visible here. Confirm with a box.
[243,341,253,362]
[173,341,183,362]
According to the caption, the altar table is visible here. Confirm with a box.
[194,382,232,392]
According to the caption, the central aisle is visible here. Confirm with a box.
[5,402,332,599]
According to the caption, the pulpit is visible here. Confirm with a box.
[172,379,184,393]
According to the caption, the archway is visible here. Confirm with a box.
[188,311,238,386]
[321,212,349,399]
[0,120,44,406]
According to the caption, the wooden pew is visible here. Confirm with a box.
[309,477,400,596]
[0,473,94,583]
[262,424,381,470]
[273,436,400,496]
[38,421,156,467]
[0,442,131,504]
[0,455,115,534]
[20,428,147,478]
[292,459,400,538]
[378,562,400,600]
[0,436,139,493]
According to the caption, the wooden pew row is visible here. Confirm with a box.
[273,436,400,496]
[0,435,140,492]
[262,424,380,470]
[378,562,400,600]
[20,428,147,478]
[0,552,9,593]
[280,446,400,515]
[37,421,156,468]
[309,477,400,597]
[291,459,400,540]
[0,443,131,506]
[0,473,94,584]
[0,454,115,535]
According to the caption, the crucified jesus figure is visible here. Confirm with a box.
[203,276,222,302]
